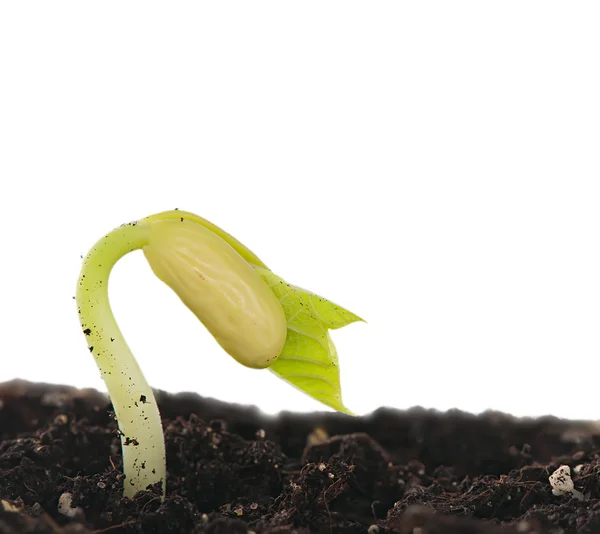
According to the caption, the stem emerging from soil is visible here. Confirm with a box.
[76,222,166,499]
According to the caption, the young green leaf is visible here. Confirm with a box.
[254,268,363,415]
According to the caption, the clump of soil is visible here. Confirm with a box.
[1,380,599,533]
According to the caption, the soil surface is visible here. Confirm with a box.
[1,381,600,533]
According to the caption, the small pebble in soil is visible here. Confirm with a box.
[58,493,84,519]
[1,500,22,513]
[306,425,329,446]
[549,465,585,500]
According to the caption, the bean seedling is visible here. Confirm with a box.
[76,210,362,499]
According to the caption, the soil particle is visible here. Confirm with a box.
[1,380,600,533]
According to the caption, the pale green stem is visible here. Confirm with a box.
[76,222,166,499]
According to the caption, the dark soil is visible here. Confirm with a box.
[1,381,600,533]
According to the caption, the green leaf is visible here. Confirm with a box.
[254,268,363,415]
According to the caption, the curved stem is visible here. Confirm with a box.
[76,221,166,499]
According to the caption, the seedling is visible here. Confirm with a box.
[76,210,362,499]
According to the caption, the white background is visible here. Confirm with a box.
[1,3,599,420]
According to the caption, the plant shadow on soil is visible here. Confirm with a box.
[1,380,600,534]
